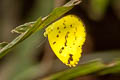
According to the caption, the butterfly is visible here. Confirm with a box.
[44,14,86,67]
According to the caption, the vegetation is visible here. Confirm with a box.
[0,0,120,80]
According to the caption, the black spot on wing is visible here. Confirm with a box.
[59,47,64,54]
[74,32,77,40]
[53,41,56,45]
[74,28,77,41]
[63,23,65,26]
[65,40,67,46]
[64,26,66,29]
[68,54,73,64]
[58,31,61,33]
[59,50,62,53]
[62,47,64,50]
[57,27,59,30]
[64,32,70,46]
[56,34,59,38]
[63,23,67,29]
[70,24,72,28]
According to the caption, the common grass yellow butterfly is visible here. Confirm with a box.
[44,14,86,67]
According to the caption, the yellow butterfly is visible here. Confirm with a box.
[44,14,86,67]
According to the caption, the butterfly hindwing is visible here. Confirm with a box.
[44,15,86,67]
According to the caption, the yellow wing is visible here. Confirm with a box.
[44,15,86,67]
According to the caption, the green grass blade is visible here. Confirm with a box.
[0,0,81,58]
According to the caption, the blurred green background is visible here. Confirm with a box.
[0,0,120,80]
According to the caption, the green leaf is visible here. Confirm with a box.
[12,51,120,80]
[0,0,82,58]
[42,60,105,80]
[0,42,8,50]
[11,22,35,34]
[99,60,120,75]
[0,18,42,58]
[42,59,120,80]
[11,0,82,34]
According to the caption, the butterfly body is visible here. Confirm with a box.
[44,15,86,67]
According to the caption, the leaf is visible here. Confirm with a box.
[11,22,35,34]
[42,59,120,80]
[0,0,82,58]
[99,60,120,75]
[0,42,8,50]
[0,17,42,58]
[12,51,120,80]
[42,60,105,80]
[11,0,82,34]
